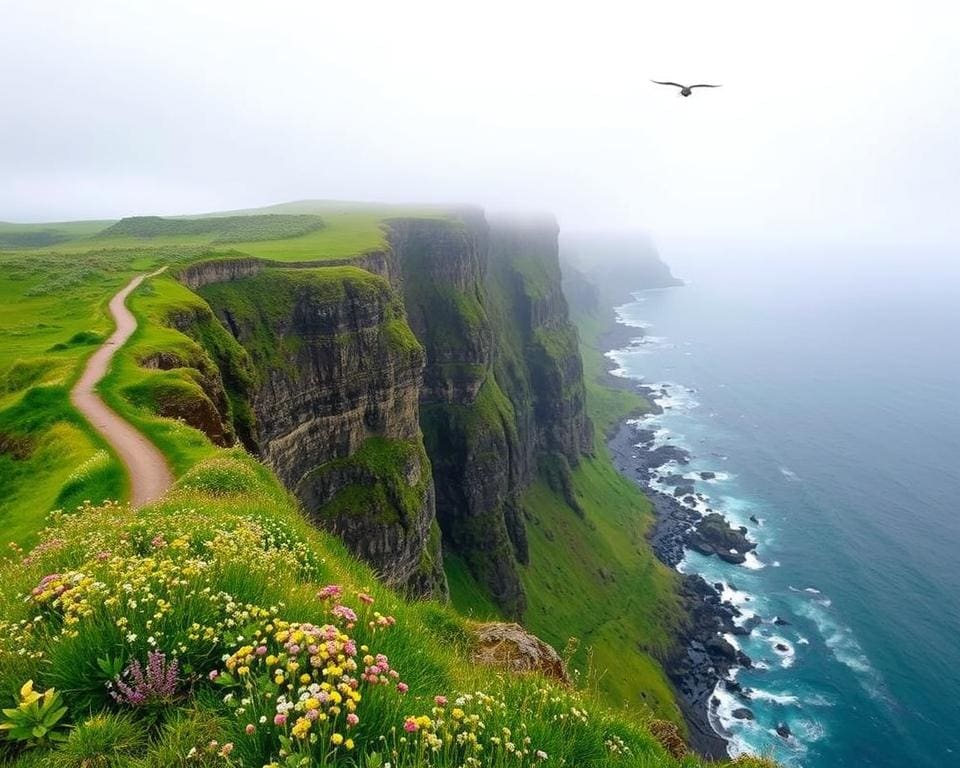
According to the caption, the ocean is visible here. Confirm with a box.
[603,242,960,767]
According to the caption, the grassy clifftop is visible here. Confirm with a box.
[0,203,775,766]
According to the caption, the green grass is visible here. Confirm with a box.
[0,248,190,545]
[519,459,682,724]
[0,448,771,768]
[3,203,450,265]
[97,275,234,476]
[303,437,431,526]
[101,214,327,243]
[444,551,503,620]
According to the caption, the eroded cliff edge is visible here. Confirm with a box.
[169,210,591,615]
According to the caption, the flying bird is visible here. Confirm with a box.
[651,80,722,97]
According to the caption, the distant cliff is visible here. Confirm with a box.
[561,231,682,313]
[166,210,591,614]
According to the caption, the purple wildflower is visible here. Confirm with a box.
[109,650,180,707]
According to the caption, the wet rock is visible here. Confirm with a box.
[773,616,790,626]
[686,513,756,564]
[777,723,792,739]
[732,708,754,721]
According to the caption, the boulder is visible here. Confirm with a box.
[471,622,569,684]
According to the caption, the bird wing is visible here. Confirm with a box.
[689,84,722,89]
[651,80,686,88]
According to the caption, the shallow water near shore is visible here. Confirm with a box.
[604,245,960,767]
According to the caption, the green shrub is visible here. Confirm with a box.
[44,713,146,768]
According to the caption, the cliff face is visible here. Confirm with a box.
[196,267,446,598]
[170,210,591,615]
[391,213,591,617]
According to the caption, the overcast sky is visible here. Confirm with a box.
[2,0,959,248]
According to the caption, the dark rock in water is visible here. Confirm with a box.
[775,643,790,653]
[705,637,739,662]
[723,678,743,694]
[700,471,716,480]
[773,616,790,626]
[717,549,747,565]
[732,707,754,721]
[714,582,724,591]
[777,723,792,739]
[686,513,756,564]
[749,514,759,524]
[683,495,697,505]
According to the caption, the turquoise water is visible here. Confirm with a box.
[605,244,960,767]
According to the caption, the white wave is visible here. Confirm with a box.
[769,636,796,668]
[742,551,766,570]
[780,467,800,482]
[794,600,885,697]
[612,310,651,330]
[751,690,800,706]
[719,582,754,608]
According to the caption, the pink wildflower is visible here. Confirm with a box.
[317,584,343,601]
[404,717,418,733]
[397,682,409,694]
[274,713,287,726]
[357,592,374,605]
[332,604,358,623]
[245,724,256,735]
[435,695,448,707]
[346,713,359,727]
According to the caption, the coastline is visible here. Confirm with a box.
[599,310,752,760]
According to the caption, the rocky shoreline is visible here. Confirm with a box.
[609,416,754,758]
[600,322,756,760]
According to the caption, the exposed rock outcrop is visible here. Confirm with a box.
[470,622,569,683]
[197,266,446,598]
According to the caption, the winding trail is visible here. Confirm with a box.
[70,268,174,507]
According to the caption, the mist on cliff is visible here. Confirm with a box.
[2,0,959,256]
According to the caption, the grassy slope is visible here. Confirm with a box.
[0,248,187,546]
[0,447,770,767]
[522,305,685,713]
[0,204,437,543]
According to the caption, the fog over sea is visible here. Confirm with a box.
[604,241,960,767]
